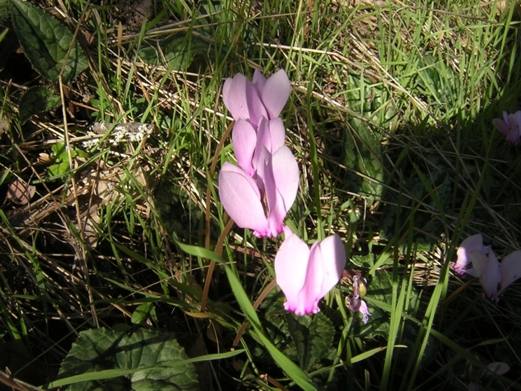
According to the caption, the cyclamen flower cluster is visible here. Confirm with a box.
[218,70,298,237]
[452,233,521,301]
[218,70,347,316]
[493,111,521,144]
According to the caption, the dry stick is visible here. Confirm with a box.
[200,218,234,311]
[0,371,39,391]
[204,121,233,248]
[201,121,234,311]
[232,279,277,348]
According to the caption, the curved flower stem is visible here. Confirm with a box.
[204,121,233,249]
[201,120,233,311]
[232,278,277,347]
[200,218,234,311]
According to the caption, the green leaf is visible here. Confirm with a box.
[9,0,88,81]
[307,313,336,369]
[19,85,60,123]
[55,328,199,390]
[224,264,317,391]
[57,328,127,390]
[138,37,195,70]
[176,241,223,263]
[130,302,154,325]
[115,329,198,390]
[351,345,406,364]
[0,0,9,26]
[48,142,70,178]
[286,312,336,370]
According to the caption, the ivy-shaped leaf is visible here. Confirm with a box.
[57,328,199,391]
[115,329,199,390]
[19,85,60,123]
[9,0,88,81]
[58,328,127,391]
[286,312,336,371]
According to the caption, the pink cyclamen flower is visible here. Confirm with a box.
[453,234,521,300]
[222,69,291,126]
[452,233,486,277]
[231,117,285,176]
[492,111,521,144]
[218,145,299,238]
[274,229,346,315]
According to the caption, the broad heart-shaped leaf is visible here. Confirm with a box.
[19,85,60,123]
[10,0,88,81]
[57,328,199,391]
[115,329,198,390]
[285,312,336,371]
[58,328,128,391]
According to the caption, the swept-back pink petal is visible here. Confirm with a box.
[261,69,291,118]
[265,118,286,152]
[454,234,483,276]
[310,234,346,299]
[359,300,370,324]
[222,74,249,120]
[469,247,491,275]
[511,112,521,143]
[257,149,282,237]
[274,231,311,313]
[500,250,521,293]
[478,250,500,300]
[492,112,510,136]
[295,234,346,315]
[271,145,299,222]
[245,82,268,126]
[252,69,267,91]
[232,120,257,176]
[493,111,521,144]
[251,118,285,173]
[218,163,268,235]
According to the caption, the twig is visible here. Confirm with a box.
[0,370,40,391]
[200,218,234,311]
[200,120,234,311]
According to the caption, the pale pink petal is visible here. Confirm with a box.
[478,250,501,300]
[512,111,521,143]
[310,234,346,299]
[250,117,285,173]
[222,74,249,120]
[265,118,286,152]
[245,82,268,126]
[252,69,267,91]
[261,69,291,118]
[231,120,257,176]
[492,118,508,137]
[254,145,299,237]
[218,163,268,235]
[274,231,311,313]
[295,234,346,315]
[257,149,282,237]
[253,119,270,169]
[453,234,483,276]
[359,300,370,324]
[271,145,299,223]
[469,248,490,275]
[500,250,521,293]
[493,111,521,144]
